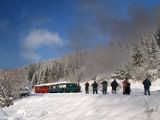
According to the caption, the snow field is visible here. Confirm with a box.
[0,80,160,120]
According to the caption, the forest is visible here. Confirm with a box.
[0,24,160,107]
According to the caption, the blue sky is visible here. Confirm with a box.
[0,0,159,68]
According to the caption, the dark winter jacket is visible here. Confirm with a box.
[92,81,98,89]
[85,82,89,89]
[122,80,131,93]
[122,80,130,91]
[143,79,151,89]
[111,80,118,89]
[102,81,108,90]
[122,80,128,87]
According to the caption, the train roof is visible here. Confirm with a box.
[35,81,71,87]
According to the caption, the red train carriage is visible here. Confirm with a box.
[35,83,53,93]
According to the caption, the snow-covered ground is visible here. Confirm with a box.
[1,80,160,120]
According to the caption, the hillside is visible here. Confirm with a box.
[0,26,160,109]
[1,80,160,120]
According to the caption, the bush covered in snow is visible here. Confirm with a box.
[0,69,30,107]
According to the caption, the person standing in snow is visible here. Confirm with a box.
[92,81,98,94]
[122,78,131,95]
[143,78,151,95]
[85,81,89,94]
[101,80,108,94]
[111,79,118,94]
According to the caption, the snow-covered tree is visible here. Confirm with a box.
[0,69,28,107]
[127,26,160,80]
[131,44,144,67]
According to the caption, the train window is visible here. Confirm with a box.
[68,83,74,86]
[63,84,65,88]
[59,84,62,88]
[59,84,66,88]
[55,85,59,88]
[51,85,55,89]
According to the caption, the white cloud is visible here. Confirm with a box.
[23,29,63,49]
[21,29,63,61]
[21,51,41,62]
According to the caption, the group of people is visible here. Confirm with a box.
[85,78,152,95]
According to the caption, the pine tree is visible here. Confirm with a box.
[155,27,160,46]
[127,26,160,80]
[43,68,49,83]
[131,44,144,66]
